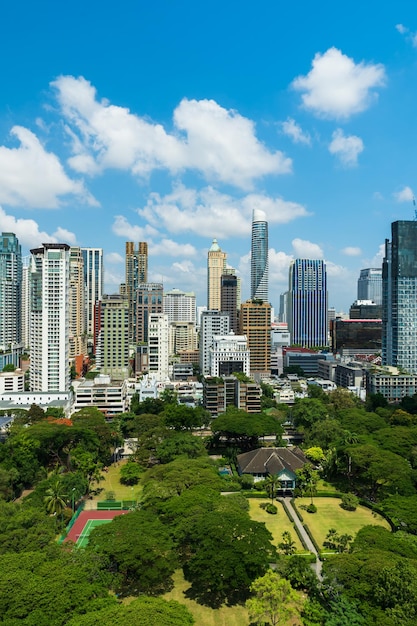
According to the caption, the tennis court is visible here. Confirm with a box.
[64,510,128,547]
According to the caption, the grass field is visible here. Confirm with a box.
[163,570,250,626]
[90,461,143,503]
[248,498,305,552]
[295,497,390,548]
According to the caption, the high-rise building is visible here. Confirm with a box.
[382,221,417,373]
[163,288,196,324]
[221,273,239,333]
[136,283,163,343]
[200,310,230,375]
[148,313,169,381]
[288,259,328,348]
[0,233,22,353]
[125,242,148,340]
[81,248,103,342]
[207,239,226,311]
[96,294,129,380]
[251,209,268,302]
[69,247,87,366]
[239,299,271,376]
[29,244,70,392]
[209,332,250,377]
[21,258,30,351]
[357,268,382,305]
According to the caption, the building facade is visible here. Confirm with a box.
[251,209,268,302]
[69,247,87,364]
[239,299,271,376]
[148,313,169,381]
[207,239,226,311]
[29,244,70,392]
[96,295,129,380]
[125,241,148,341]
[357,268,382,305]
[288,259,328,348]
[382,221,417,373]
[199,310,230,375]
[0,233,22,354]
[81,247,103,342]
[163,288,196,324]
[209,332,250,377]
[136,283,163,343]
[221,273,239,334]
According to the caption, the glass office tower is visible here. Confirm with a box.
[251,209,268,302]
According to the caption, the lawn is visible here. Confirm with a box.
[295,497,391,548]
[163,570,250,626]
[248,498,304,552]
[90,461,143,503]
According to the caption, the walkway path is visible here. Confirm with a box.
[280,497,323,581]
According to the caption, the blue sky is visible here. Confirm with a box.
[1,0,417,313]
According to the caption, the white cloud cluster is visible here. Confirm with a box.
[328,129,364,167]
[281,118,311,145]
[0,207,76,248]
[342,246,362,256]
[0,126,96,209]
[393,186,414,203]
[136,184,309,239]
[292,238,324,259]
[292,47,386,119]
[396,24,417,47]
[52,75,291,190]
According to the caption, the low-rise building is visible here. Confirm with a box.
[71,374,128,419]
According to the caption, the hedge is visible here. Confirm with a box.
[303,523,321,555]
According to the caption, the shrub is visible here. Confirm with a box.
[259,502,268,510]
[239,474,254,490]
[105,491,116,501]
[265,503,278,515]
[340,493,359,511]
[254,479,267,491]
[306,503,317,514]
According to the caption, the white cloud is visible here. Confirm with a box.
[105,252,124,264]
[0,206,75,248]
[393,186,414,203]
[137,184,309,239]
[52,75,291,190]
[52,227,77,244]
[292,47,386,119]
[292,238,324,258]
[268,248,294,282]
[281,118,311,145]
[112,215,159,240]
[329,129,364,167]
[395,23,417,47]
[396,23,408,34]
[342,246,362,256]
[0,126,97,209]
[150,239,197,257]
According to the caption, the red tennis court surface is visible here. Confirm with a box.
[64,509,128,544]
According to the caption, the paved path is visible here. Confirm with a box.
[280,497,323,581]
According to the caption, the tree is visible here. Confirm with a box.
[155,431,206,464]
[44,479,67,517]
[88,509,178,596]
[246,570,302,625]
[183,510,276,607]
[264,473,280,503]
[278,531,296,555]
[305,446,325,463]
[66,596,195,626]
[119,460,142,485]
[211,407,282,451]
[291,398,328,429]
[295,463,319,504]
[162,404,205,430]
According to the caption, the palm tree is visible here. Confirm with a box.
[44,479,67,518]
[264,473,280,503]
[279,531,296,555]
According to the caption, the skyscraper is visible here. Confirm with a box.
[382,220,417,373]
[81,247,103,341]
[163,288,196,324]
[136,283,163,343]
[0,233,22,353]
[221,273,239,333]
[200,310,230,375]
[207,239,226,310]
[125,242,148,341]
[357,268,382,305]
[251,209,268,302]
[288,259,328,348]
[69,247,87,367]
[29,244,70,392]
[239,299,271,376]
[96,294,129,380]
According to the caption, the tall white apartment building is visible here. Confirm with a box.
[169,322,198,355]
[81,248,103,340]
[209,332,250,377]
[164,288,196,323]
[29,244,70,392]
[0,233,22,353]
[21,259,30,350]
[148,313,169,381]
[69,247,87,360]
[199,310,230,375]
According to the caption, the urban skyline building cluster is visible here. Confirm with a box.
[0,212,416,397]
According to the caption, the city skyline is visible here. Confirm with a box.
[0,2,417,312]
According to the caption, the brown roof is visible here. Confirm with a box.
[237,447,307,476]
